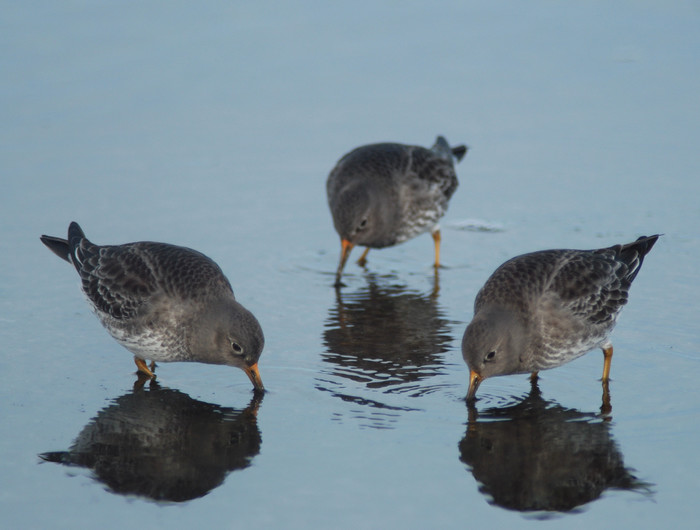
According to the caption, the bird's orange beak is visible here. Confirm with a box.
[244,362,264,392]
[467,369,482,401]
[334,238,354,286]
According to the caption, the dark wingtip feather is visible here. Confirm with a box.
[632,234,661,257]
[68,221,86,246]
[620,234,660,261]
[618,234,660,283]
[38,451,71,464]
[451,144,468,162]
[433,136,468,162]
[67,221,89,267]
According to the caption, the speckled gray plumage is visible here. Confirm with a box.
[40,222,265,390]
[462,235,659,399]
[327,136,467,285]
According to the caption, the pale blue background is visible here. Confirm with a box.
[1,1,699,528]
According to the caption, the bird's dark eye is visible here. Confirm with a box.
[357,218,368,230]
[484,351,496,362]
[231,342,244,354]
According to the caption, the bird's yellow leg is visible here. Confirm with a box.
[601,379,612,417]
[432,229,441,268]
[356,247,370,267]
[530,371,539,383]
[134,357,156,378]
[602,345,613,382]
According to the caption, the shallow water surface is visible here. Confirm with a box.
[460,386,651,516]
[40,382,262,503]
[2,2,699,529]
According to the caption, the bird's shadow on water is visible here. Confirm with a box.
[38,379,262,503]
[316,271,457,429]
[459,384,654,518]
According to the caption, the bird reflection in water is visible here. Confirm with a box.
[39,379,262,502]
[318,273,453,428]
[459,384,652,515]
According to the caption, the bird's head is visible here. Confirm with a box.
[462,308,525,400]
[192,298,265,392]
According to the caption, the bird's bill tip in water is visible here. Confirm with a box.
[334,238,355,286]
[467,369,482,401]
[244,362,265,393]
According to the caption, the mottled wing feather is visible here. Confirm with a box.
[72,240,137,319]
[475,246,640,326]
[134,243,233,300]
[474,250,562,314]
[549,249,631,325]
[328,143,458,200]
[406,145,459,200]
[74,240,233,320]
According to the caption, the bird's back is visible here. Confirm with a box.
[475,236,659,327]
[327,141,459,201]
[72,238,233,321]
[474,249,568,316]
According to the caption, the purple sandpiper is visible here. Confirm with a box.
[41,222,264,391]
[462,235,659,400]
[327,136,467,286]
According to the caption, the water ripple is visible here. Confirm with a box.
[318,274,455,428]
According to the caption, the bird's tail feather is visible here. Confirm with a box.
[620,234,660,282]
[40,221,89,269]
[39,234,70,263]
[623,235,660,259]
[432,136,468,162]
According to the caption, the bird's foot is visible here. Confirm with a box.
[134,357,156,379]
[356,248,370,267]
